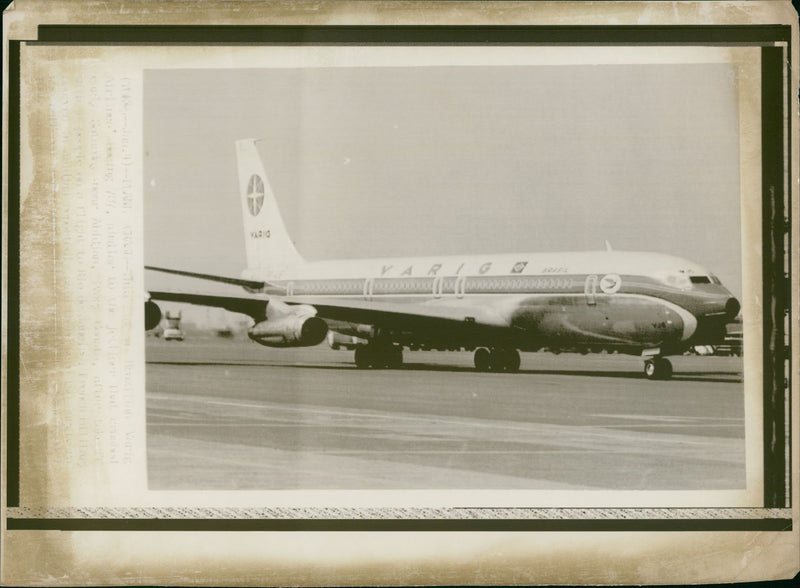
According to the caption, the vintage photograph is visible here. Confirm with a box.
[4,1,796,584]
[143,62,747,491]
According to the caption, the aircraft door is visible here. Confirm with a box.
[584,274,598,305]
[363,278,374,301]
[432,276,444,299]
[455,275,467,299]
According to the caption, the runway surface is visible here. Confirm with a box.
[146,336,745,490]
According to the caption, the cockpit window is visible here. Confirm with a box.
[710,275,721,284]
[655,271,692,290]
[689,276,711,284]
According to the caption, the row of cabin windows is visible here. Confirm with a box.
[285,276,581,295]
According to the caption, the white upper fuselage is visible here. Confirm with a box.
[242,250,711,283]
[234,248,738,353]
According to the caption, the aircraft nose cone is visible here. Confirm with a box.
[725,297,740,319]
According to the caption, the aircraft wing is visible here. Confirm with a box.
[148,291,269,321]
[147,289,511,334]
[146,265,513,336]
[145,266,286,294]
[283,295,510,333]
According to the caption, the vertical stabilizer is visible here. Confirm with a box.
[236,139,304,278]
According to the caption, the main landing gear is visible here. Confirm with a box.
[644,357,673,380]
[354,343,403,369]
[474,347,521,373]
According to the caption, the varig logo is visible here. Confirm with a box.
[246,174,265,217]
[511,261,528,274]
[599,273,622,294]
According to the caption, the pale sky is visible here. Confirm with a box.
[144,64,742,298]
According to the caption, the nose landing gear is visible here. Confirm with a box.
[474,347,521,373]
[644,357,673,380]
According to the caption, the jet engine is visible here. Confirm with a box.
[145,299,162,330]
[248,302,328,348]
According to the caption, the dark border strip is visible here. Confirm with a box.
[784,34,794,510]
[6,40,21,508]
[5,24,793,529]
[36,24,791,45]
[761,46,787,508]
[6,518,793,532]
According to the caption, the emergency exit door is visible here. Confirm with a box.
[584,274,598,305]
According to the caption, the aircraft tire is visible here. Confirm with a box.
[644,357,673,380]
[388,346,404,369]
[506,349,521,373]
[354,346,371,369]
[488,349,504,372]
[357,344,401,369]
[474,347,491,372]
[658,358,673,379]
[372,348,390,369]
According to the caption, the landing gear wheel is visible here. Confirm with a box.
[355,344,403,369]
[644,357,673,380]
[354,346,371,369]
[373,349,390,369]
[474,347,491,372]
[488,349,505,372]
[388,346,404,369]
[658,358,673,379]
[506,349,521,373]
[484,348,521,372]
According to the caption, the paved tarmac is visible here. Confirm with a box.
[146,336,745,490]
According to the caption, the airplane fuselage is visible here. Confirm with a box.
[242,250,739,356]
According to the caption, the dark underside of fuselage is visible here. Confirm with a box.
[323,300,733,360]
[278,273,738,356]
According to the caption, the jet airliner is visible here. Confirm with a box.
[145,139,741,380]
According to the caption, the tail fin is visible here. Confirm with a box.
[236,139,304,277]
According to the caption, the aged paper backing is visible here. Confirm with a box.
[2,1,798,585]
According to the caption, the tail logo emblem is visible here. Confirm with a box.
[246,174,265,216]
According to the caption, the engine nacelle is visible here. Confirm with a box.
[145,300,162,330]
[248,315,328,348]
